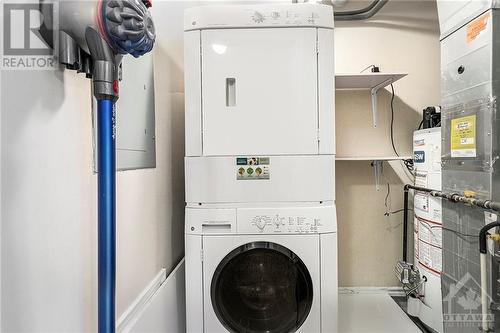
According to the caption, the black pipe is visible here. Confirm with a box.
[403,187,409,262]
[480,222,500,254]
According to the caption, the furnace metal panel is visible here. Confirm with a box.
[440,9,500,332]
[437,0,498,40]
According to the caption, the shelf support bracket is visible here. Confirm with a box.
[370,78,393,128]
[371,160,383,192]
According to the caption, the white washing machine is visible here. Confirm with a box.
[185,206,338,333]
[183,3,337,332]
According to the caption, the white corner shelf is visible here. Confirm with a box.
[336,156,411,161]
[335,73,408,128]
[336,156,413,191]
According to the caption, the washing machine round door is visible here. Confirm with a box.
[211,242,313,333]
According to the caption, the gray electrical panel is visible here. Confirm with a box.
[92,52,156,171]
[440,8,500,332]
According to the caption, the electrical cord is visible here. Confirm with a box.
[389,83,415,175]
[384,183,391,210]
[384,208,414,216]
[419,219,479,239]
[360,64,376,73]
[390,84,398,157]
[418,120,424,130]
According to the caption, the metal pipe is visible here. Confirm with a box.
[291,0,389,21]
[479,222,500,332]
[97,98,116,333]
[481,253,489,332]
[403,184,500,212]
[334,0,389,21]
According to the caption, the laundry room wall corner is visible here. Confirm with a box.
[335,0,441,287]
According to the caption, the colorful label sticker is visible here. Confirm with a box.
[451,115,476,158]
[237,157,270,180]
[467,12,490,44]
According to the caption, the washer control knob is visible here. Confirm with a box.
[273,215,281,227]
[255,217,267,230]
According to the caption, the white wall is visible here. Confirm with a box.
[0,2,186,331]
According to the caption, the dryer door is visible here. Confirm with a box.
[210,242,313,333]
[201,28,318,156]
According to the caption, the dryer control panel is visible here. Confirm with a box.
[184,3,334,31]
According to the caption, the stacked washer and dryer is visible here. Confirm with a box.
[183,3,338,333]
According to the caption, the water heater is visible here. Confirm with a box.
[413,127,443,333]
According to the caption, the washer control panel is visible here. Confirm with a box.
[241,206,336,234]
[251,214,321,234]
[186,205,336,235]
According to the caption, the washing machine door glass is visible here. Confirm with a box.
[211,242,313,333]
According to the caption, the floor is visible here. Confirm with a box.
[392,296,432,333]
[339,291,422,333]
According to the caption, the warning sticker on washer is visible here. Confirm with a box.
[236,157,270,180]
[451,115,476,158]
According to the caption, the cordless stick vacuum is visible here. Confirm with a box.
[39,1,155,332]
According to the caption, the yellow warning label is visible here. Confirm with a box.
[451,115,476,158]
[467,12,490,43]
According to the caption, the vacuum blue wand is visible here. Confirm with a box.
[97,99,116,333]
[38,0,155,330]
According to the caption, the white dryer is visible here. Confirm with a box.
[183,3,337,332]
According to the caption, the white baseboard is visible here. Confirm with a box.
[339,287,405,297]
[116,269,168,332]
[117,259,186,333]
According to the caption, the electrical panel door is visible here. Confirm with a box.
[201,28,318,156]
